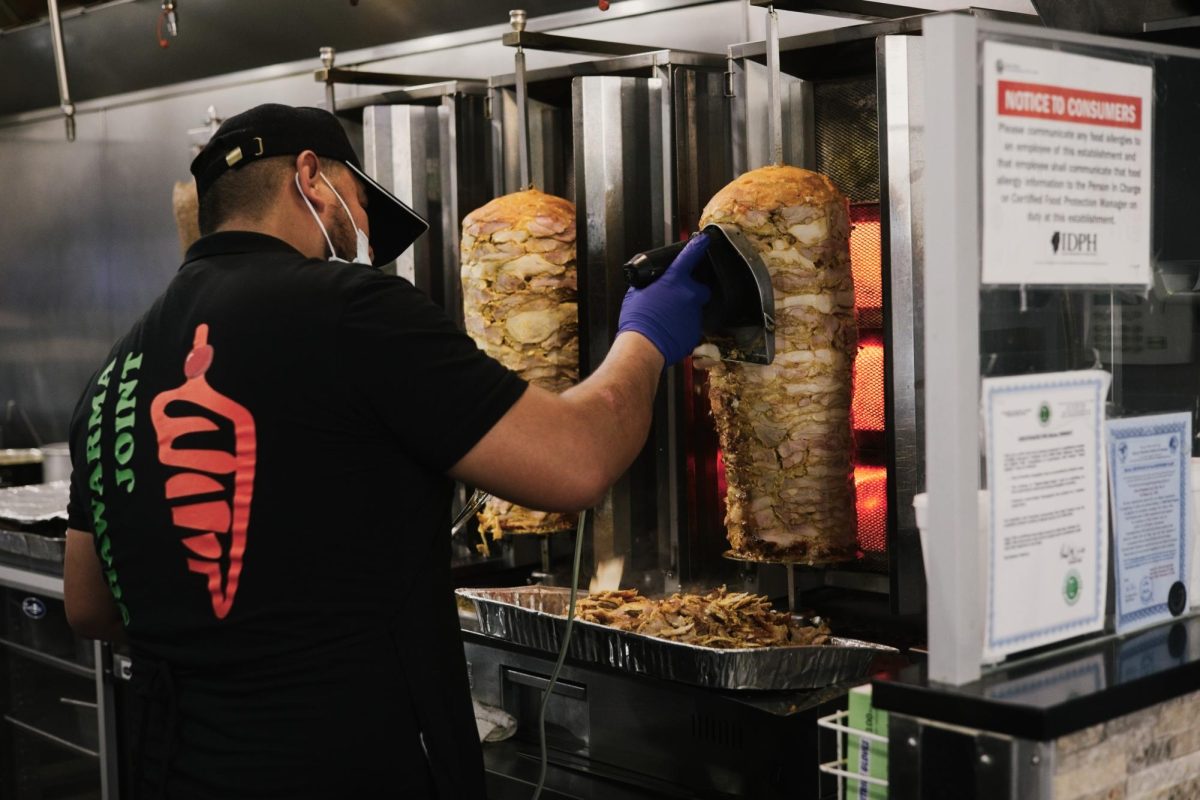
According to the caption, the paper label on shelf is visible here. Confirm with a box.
[981,41,1153,286]
[1106,413,1190,633]
[983,370,1111,661]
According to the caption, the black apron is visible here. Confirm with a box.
[127,545,484,800]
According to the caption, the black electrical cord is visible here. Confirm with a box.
[530,508,587,800]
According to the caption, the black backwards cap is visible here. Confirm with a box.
[189,103,428,267]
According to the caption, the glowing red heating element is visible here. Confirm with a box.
[150,324,257,619]
[852,335,885,433]
[854,465,888,553]
[849,205,887,554]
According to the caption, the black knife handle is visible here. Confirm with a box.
[622,240,688,289]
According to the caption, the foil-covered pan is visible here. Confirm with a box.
[0,481,70,525]
[457,585,896,691]
[0,527,65,564]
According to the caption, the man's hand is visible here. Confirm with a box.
[617,234,712,366]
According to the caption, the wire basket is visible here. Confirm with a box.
[817,708,890,799]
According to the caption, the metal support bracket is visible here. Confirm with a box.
[314,67,455,86]
[501,29,666,57]
[316,45,456,113]
[886,714,1054,799]
[749,0,931,19]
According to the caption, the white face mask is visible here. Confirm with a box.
[295,171,371,266]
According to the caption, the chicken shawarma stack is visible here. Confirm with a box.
[699,165,858,564]
[460,189,579,537]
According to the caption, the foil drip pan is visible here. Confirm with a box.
[0,481,70,525]
[457,585,896,691]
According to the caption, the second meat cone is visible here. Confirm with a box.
[461,189,579,537]
[699,165,858,564]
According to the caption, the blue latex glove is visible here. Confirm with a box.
[617,233,712,366]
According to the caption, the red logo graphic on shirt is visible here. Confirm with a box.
[149,324,257,620]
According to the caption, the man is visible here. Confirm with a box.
[63,104,709,799]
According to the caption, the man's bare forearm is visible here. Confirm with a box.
[560,331,664,488]
[449,332,669,511]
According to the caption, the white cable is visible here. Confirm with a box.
[530,508,587,800]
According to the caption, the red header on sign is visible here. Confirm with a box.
[997,80,1143,130]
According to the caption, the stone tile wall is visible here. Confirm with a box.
[1053,688,1200,799]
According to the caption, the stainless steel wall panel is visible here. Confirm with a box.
[439,92,493,329]
[490,88,570,200]
[573,75,667,575]
[879,34,926,614]
[363,104,440,286]
[671,67,733,236]
[574,76,665,373]
[362,88,492,328]
[729,59,812,175]
[0,75,319,446]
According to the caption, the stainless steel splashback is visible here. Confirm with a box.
[0,74,320,447]
[490,88,572,200]
[361,84,493,326]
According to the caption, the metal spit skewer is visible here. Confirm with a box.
[46,0,75,142]
[765,5,783,165]
[786,563,796,613]
[510,9,533,188]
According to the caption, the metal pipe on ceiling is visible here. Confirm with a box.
[45,0,75,141]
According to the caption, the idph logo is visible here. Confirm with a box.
[1051,231,1097,255]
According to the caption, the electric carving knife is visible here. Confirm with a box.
[623,224,776,365]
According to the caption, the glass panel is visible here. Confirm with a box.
[979,42,1200,449]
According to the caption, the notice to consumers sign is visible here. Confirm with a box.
[982,42,1153,286]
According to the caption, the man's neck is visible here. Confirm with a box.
[214,215,325,260]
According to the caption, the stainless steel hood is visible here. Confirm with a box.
[1030,0,1200,36]
[0,0,600,117]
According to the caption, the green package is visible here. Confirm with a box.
[845,684,888,800]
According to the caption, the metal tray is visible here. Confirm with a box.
[457,586,896,691]
[0,527,65,564]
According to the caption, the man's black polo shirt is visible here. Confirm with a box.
[67,231,525,798]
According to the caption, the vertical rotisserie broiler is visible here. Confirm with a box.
[699,165,858,565]
[460,189,579,537]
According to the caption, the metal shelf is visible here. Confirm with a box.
[0,635,94,679]
[0,563,63,598]
[4,709,99,760]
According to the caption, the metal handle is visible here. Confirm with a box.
[113,653,133,681]
[622,240,688,288]
[504,668,587,700]
[59,696,97,710]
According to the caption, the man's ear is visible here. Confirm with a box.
[293,150,328,212]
